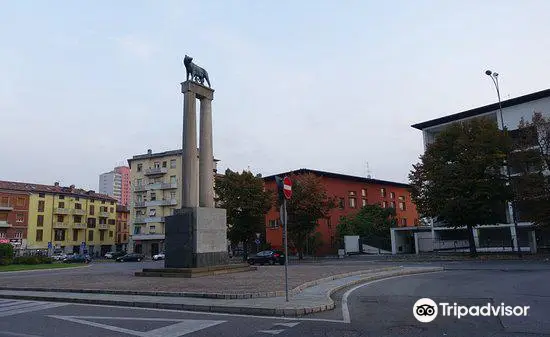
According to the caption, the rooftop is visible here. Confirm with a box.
[127,148,220,166]
[0,180,117,202]
[262,168,410,188]
[411,88,550,130]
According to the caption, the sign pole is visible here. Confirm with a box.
[284,198,289,302]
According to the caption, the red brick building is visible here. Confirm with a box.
[263,169,418,255]
[0,190,30,248]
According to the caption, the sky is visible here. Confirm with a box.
[2,0,550,191]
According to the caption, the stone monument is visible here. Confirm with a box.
[136,55,254,277]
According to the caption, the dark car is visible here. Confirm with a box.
[63,254,91,264]
[116,253,145,262]
[105,251,126,259]
[247,250,285,265]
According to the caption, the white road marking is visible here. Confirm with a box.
[0,332,45,337]
[273,322,301,327]
[0,299,67,318]
[341,271,443,323]
[49,315,226,337]
[258,329,285,335]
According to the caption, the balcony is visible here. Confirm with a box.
[54,208,71,214]
[73,209,86,215]
[53,222,69,228]
[0,202,13,211]
[73,223,87,229]
[99,211,110,218]
[134,216,165,224]
[148,182,178,190]
[98,224,109,230]
[145,167,168,176]
[0,221,12,228]
[134,185,147,192]
[134,201,146,208]
[131,234,165,241]
[145,199,178,207]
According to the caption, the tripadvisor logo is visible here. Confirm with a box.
[413,298,530,323]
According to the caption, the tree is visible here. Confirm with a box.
[285,173,336,259]
[337,204,397,240]
[409,117,513,256]
[214,169,273,261]
[512,112,550,228]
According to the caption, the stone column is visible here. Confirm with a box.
[182,88,198,208]
[199,98,214,208]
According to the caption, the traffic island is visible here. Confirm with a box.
[135,263,256,278]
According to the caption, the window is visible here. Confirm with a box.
[75,197,79,201]
[170,175,177,184]
[58,202,65,208]
[110,207,114,213]
[162,161,167,168]
[137,178,143,187]
[88,230,94,241]
[101,200,105,204]
[108,219,115,225]
[399,202,406,211]
[361,189,366,197]
[36,230,43,241]
[268,219,279,229]
[99,218,107,225]
[99,231,105,241]
[402,218,407,226]
[73,229,78,242]
[16,197,25,206]
[39,193,45,198]
[170,191,176,200]
[348,191,356,196]
[124,223,127,230]
[149,209,156,217]
[15,231,22,239]
[150,192,156,201]
[362,199,367,207]
[123,234,127,241]
[89,205,95,215]
[109,230,113,238]
[382,201,387,208]
[110,201,114,205]
[399,195,406,202]
[0,231,5,238]
[149,225,156,233]
[349,197,356,208]
[57,215,64,222]
[74,215,82,223]
[75,203,81,210]
[338,198,345,209]
[380,188,386,197]
[0,196,8,206]
[90,199,95,203]
[390,192,395,199]
[134,226,141,234]
[170,159,176,168]
[16,213,24,222]
[154,162,160,168]
[87,218,96,228]
[37,215,44,227]
[54,229,65,241]
[137,164,142,172]
[0,213,6,222]
[59,195,65,200]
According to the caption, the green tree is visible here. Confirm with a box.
[409,117,512,256]
[285,173,336,259]
[511,112,550,228]
[0,243,14,265]
[337,204,397,240]
[214,169,273,261]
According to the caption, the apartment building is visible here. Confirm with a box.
[127,149,218,257]
[99,166,131,207]
[115,205,130,251]
[0,190,30,250]
[0,180,118,256]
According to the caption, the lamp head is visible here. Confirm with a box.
[485,70,492,76]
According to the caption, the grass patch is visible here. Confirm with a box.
[0,263,86,272]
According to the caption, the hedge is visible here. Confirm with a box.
[0,243,14,265]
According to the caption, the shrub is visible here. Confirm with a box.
[0,243,14,265]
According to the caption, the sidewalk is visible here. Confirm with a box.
[0,266,442,317]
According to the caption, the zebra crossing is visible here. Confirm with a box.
[0,299,67,317]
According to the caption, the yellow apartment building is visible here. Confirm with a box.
[127,149,218,257]
[1,180,118,256]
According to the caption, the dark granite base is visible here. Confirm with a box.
[135,263,256,278]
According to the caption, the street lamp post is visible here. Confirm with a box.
[485,70,522,257]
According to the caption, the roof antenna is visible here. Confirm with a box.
[366,162,372,179]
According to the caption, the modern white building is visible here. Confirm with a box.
[99,166,130,207]
[391,88,550,254]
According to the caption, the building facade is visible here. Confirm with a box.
[408,88,550,254]
[0,190,30,249]
[0,180,117,256]
[99,166,130,207]
[127,149,218,257]
[115,205,130,251]
[262,169,419,256]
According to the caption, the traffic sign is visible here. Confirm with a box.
[255,239,261,245]
[47,242,52,249]
[283,176,292,199]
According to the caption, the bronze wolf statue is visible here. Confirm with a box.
[184,55,211,87]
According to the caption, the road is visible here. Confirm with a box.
[0,260,549,336]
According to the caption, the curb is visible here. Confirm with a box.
[0,264,92,274]
[0,266,400,299]
[0,267,443,317]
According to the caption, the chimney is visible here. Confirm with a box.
[70,184,75,190]
[147,149,152,155]
[54,182,59,187]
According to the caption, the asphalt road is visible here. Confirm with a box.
[1,260,549,336]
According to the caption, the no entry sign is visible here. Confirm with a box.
[283,176,292,199]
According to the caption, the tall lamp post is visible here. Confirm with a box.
[485,70,522,257]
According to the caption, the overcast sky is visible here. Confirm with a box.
[2,1,550,190]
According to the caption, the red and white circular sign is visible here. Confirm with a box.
[283,176,292,199]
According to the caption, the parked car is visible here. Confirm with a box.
[116,253,145,262]
[247,250,285,265]
[63,254,91,264]
[152,252,165,261]
[105,251,126,259]
[51,253,67,261]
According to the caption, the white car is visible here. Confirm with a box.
[152,252,165,261]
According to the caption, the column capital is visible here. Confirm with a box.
[181,81,214,100]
